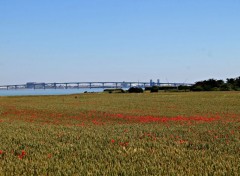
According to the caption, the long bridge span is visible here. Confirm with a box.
[0,81,192,90]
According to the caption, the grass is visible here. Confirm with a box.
[0,91,240,175]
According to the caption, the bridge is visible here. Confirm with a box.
[0,81,193,90]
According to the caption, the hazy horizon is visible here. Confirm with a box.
[1,0,239,85]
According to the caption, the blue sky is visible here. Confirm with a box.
[0,0,239,84]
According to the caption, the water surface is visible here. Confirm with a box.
[0,88,104,96]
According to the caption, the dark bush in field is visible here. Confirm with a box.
[227,76,240,90]
[191,79,223,91]
[220,84,231,91]
[159,86,178,91]
[104,89,125,93]
[150,86,159,93]
[128,87,143,93]
[144,87,151,91]
[145,86,177,92]
[191,86,204,91]
[178,85,191,91]
[203,85,213,91]
[211,87,220,91]
[191,76,240,91]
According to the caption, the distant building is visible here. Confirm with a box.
[150,79,161,86]
[26,82,36,89]
[150,79,153,86]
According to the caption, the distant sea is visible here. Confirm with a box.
[0,88,104,96]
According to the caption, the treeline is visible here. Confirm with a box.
[181,76,240,91]
[103,76,240,93]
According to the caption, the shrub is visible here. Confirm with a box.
[144,87,151,91]
[220,84,231,91]
[191,86,204,91]
[203,85,212,91]
[178,85,191,92]
[104,89,125,93]
[159,86,177,92]
[159,86,178,90]
[211,87,220,91]
[150,86,159,93]
[128,87,143,93]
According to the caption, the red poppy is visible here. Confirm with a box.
[21,150,26,156]
[18,150,26,159]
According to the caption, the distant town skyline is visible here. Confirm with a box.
[1,0,240,85]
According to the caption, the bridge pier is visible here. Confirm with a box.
[54,83,57,89]
[65,83,68,89]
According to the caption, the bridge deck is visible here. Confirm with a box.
[0,82,192,90]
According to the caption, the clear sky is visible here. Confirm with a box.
[0,0,239,85]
